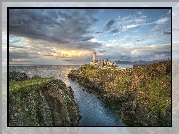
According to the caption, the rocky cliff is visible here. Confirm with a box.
[9,71,81,126]
[68,61,171,126]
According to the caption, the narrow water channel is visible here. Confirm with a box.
[69,80,125,126]
[9,65,126,126]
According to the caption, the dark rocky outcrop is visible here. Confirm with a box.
[68,60,171,126]
[9,72,81,126]
[9,71,29,81]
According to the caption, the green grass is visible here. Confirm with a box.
[76,62,171,126]
[118,82,125,89]
[9,77,55,126]
[10,77,53,92]
[138,74,171,115]
[104,101,122,121]
[104,101,122,111]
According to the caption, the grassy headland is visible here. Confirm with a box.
[68,60,171,126]
[9,71,81,126]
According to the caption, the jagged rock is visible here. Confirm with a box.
[9,73,81,126]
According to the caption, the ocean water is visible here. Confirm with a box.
[8,65,129,126]
[116,64,133,68]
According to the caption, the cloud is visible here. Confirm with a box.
[131,49,142,55]
[150,26,171,36]
[122,24,139,31]
[8,8,171,65]
[155,17,169,24]
[99,50,106,53]
[90,43,171,62]
[150,26,160,32]
[106,43,116,47]
[95,19,116,34]
[137,11,142,14]
[80,36,94,41]
[163,28,171,34]
[104,19,115,31]
[9,9,98,46]
[8,9,104,64]
[9,51,39,62]
[95,31,103,34]
[135,18,145,23]
[153,51,171,56]
[110,28,119,34]
[9,44,26,48]
[117,14,148,32]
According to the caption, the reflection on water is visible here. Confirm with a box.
[9,65,126,126]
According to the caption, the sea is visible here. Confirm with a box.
[6,64,133,126]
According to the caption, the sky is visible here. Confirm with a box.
[8,8,171,65]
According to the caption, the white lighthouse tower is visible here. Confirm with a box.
[92,50,96,62]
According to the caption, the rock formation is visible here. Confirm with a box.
[9,71,81,126]
[68,60,171,126]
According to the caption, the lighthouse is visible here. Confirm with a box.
[93,50,96,62]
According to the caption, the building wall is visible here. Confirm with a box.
[90,60,116,67]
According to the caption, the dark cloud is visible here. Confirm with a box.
[95,19,116,34]
[104,19,115,31]
[163,28,171,34]
[95,31,103,34]
[99,50,106,53]
[93,18,98,23]
[80,36,94,41]
[120,55,131,59]
[163,31,171,34]
[9,9,98,46]
[110,29,119,34]
[75,41,102,49]
[150,27,171,36]
[103,45,171,62]
[153,51,171,56]
[133,48,171,61]
[9,52,30,62]
[150,26,170,33]
[136,39,144,42]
